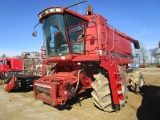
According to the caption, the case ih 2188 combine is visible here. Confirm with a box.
[33,1,144,112]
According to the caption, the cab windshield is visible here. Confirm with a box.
[42,14,87,57]
[42,14,67,57]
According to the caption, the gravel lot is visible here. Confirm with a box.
[0,68,160,120]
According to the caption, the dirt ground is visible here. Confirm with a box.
[0,68,160,120]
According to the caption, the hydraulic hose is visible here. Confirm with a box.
[74,70,82,93]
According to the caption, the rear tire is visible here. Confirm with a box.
[128,71,144,93]
[91,71,114,112]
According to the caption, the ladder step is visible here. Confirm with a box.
[118,90,123,94]
[119,100,125,106]
[116,81,122,84]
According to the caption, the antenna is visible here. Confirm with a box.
[75,0,82,13]
[75,0,78,12]
[65,0,89,9]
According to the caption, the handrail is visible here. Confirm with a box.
[112,51,127,86]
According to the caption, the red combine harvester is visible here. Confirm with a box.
[2,52,42,92]
[33,1,144,112]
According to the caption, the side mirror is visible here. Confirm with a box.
[32,32,37,37]
[32,23,40,37]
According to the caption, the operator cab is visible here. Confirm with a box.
[37,7,89,57]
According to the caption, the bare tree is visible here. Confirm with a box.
[138,43,148,66]
[149,49,154,64]
[1,54,7,58]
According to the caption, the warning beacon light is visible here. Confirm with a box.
[87,5,93,15]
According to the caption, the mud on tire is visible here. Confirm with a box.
[127,71,144,93]
[91,71,114,112]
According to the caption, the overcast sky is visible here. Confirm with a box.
[0,0,160,57]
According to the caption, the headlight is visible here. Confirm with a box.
[38,7,62,19]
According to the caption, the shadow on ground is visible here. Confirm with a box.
[9,87,34,92]
[137,85,160,120]
[44,89,92,111]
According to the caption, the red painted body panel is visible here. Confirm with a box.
[34,70,92,106]
[5,76,17,91]
[0,58,23,77]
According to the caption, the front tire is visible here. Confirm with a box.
[91,71,114,112]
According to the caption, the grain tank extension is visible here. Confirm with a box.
[33,1,143,112]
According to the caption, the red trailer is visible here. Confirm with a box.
[33,1,144,112]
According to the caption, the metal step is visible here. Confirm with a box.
[117,90,123,94]
[119,100,125,108]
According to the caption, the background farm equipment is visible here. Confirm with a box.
[5,71,40,91]
[33,1,144,112]
[0,58,23,79]
[0,52,42,92]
